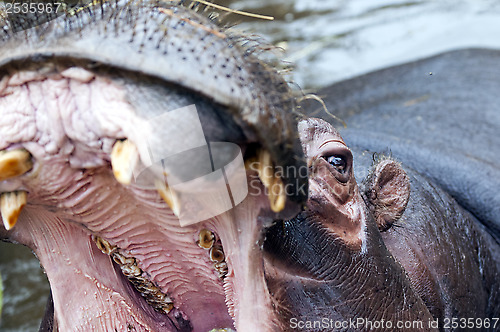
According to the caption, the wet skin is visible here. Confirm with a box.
[264,118,499,331]
[0,0,499,331]
[311,49,500,244]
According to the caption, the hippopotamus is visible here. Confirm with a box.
[266,117,499,331]
[286,48,500,330]
[0,0,499,331]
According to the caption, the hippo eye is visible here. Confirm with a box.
[326,155,347,174]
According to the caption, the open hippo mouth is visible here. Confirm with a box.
[0,1,308,331]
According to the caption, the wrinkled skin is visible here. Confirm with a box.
[264,118,499,331]
[311,49,500,243]
[295,49,500,330]
[0,0,499,330]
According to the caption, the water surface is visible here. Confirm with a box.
[221,0,500,88]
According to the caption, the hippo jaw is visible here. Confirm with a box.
[0,1,309,331]
[0,63,306,331]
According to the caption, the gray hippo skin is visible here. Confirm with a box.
[0,0,499,330]
[313,49,500,243]
[293,49,500,330]
[265,118,499,331]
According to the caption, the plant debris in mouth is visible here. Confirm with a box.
[93,235,175,315]
[92,229,230,317]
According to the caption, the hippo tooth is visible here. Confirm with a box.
[161,303,174,314]
[269,176,286,213]
[91,235,176,315]
[257,149,274,188]
[155,180,181,217]
[0,191,27,230]
[254,149,287,212]
[112,252,135,266]
[121,264,142,278]
[93,235,118,255]
[110,139,139,185]
[0,149,33,182]
[215,261,229,278]
[209,245,225,263]
[197,229,215,249]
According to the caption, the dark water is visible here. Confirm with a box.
[1,0,499,330]
[0,242,49,331]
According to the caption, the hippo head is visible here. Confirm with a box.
[299,117,411,237]
[263,118,435,329]
[0,2,441,331]
[0,1,308,331]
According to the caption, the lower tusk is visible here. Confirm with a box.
[0,149,33,182]
[269,176,286,213]
[250,149,287,212]
[1,191,27,230]
[155,180,181,217]
[111,140,139,185]
[257,149,274,188]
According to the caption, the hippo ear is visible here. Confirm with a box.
[365,159,410,232]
